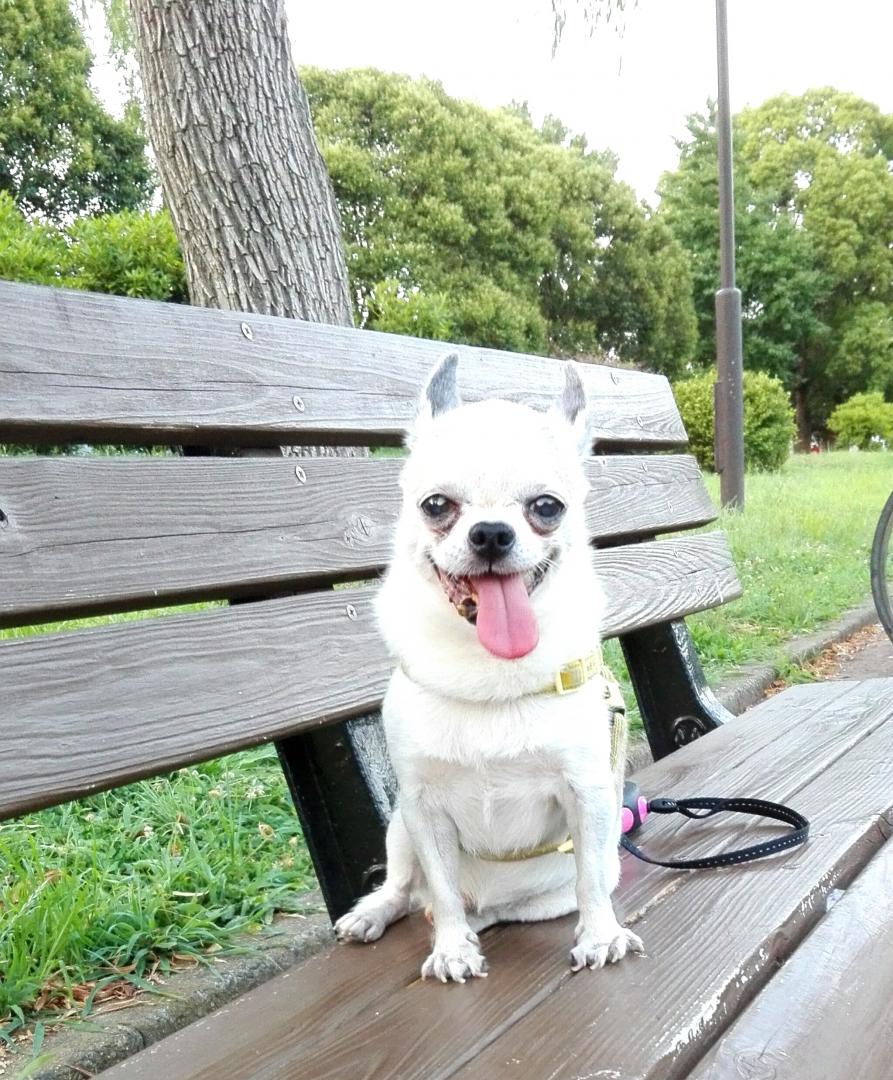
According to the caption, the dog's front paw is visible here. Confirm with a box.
[421,930,488,984]
[569,923,644,972]
[335,908,389,943]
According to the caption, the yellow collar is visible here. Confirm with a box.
[547,648,605,695]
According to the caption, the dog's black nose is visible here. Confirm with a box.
[468,521,516,561]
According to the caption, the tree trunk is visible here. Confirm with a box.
[794,357,810,451]
[128,0,352,325]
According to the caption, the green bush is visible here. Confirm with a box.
[673,369,795,472]
[0,193,186,302]
[0,191,67,284]
[365,278,453,340]
[827,391,893,449]
[67,210,187,302]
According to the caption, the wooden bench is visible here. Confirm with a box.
[3,280,892,1079]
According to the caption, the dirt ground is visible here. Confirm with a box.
[801,622,893,681]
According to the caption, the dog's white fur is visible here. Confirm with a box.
[335,358,643,982]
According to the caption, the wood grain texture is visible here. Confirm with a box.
[595,531,740,636]
[689,836,893,1080]
[0,282,687,448]
[0,533,736,818]
[98,679,893,1080]
[464,679,893,1080]
[1,585,386,820]
[0,454,716,626]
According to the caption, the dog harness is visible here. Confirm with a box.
[473,649,628,863]
[470,650,810,869]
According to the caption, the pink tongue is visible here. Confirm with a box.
[471,574,539,659]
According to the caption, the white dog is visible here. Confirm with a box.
[335,355,643,983]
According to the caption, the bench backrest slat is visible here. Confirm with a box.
[0,454,715,627]
[0,282,686,449]
[2,532,740,820]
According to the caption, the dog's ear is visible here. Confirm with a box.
[423,353,461,418]
[552,362,592,456]
[407,353,461,445]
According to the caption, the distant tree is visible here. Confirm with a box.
[660,91,893,441]
[305,67,695,370]
[0,0,151,221]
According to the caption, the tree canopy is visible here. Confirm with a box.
[304,67,696,371]
[0,0,151,222]
[659,90,893,436]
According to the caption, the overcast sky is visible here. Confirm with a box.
[282,0,893,203]
[89,1,893,205]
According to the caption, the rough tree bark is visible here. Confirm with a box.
[128,0,352,325]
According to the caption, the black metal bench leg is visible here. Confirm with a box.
[276,715,393,920]
[619,619,735,760]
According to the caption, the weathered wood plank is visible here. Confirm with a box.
[0,454,715,626]
[597,531,739,636]
[0,533,736,818]
[689,836,893,1080]
[0,281,687,448]
[98,680,893,1080]
[463,680,893,1080]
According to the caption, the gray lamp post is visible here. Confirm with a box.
[714,0,745,508]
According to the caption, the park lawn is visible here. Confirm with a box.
[1,449,890,1040]
[689,449,890,679]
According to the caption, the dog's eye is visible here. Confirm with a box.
[420,494,456,520]
[528,495,565,522]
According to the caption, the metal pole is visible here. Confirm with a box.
[714,0,745,509]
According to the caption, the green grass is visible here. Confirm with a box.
[691,451,890,680]
[2,450,891,1038]
[0,749,316,1041]
[603,450,891,722]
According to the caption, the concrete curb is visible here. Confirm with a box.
[16,601,880,1079]
[16,895,335,1080]
[712,599,878,715]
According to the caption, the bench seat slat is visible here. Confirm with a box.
[99,679,893,1080]
[0,454,716,627]
[689,832,893,1080]
[0,532,739,819]
[466,679,893,1079]
[0,282,686,449]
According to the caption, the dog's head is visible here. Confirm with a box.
[394,354,592,661]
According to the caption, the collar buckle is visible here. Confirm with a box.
[555,657,589,695]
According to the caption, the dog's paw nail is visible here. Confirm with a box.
[421,940,487,984]
[628,933,645,955]
[570,926,643,970]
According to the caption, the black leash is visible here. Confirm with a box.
[619,785,810,870]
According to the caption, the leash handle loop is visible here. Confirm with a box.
[620,795,810,871]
